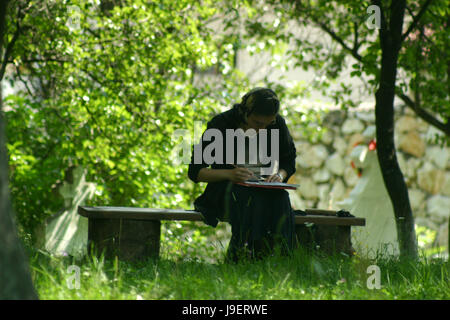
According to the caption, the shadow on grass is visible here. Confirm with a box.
[27,242,450,299]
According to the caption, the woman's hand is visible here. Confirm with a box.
[265,170,286,183]
[227,167,255,183]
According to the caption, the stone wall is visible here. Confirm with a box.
[287,105,449,253]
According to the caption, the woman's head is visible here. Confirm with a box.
[235,87,279,130]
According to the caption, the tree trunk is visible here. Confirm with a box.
[0,0,39,300]
[374,0,418,259]
[0,84,39,300]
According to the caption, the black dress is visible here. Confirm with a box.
[188,107,297,260]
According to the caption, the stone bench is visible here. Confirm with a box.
[77,206,365,261]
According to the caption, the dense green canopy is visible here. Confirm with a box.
[4,0,238,236]
[2,0,448,258]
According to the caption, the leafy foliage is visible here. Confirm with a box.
[226,0,449,137]
[4,0,323,244]
[4,0,243,237]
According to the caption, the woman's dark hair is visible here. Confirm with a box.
[233,87,279,124]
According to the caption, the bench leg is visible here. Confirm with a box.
[88,218,161,261]
[295,224,355,256]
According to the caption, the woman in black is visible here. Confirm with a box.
[188,87,297,262]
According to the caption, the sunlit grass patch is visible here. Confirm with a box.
[29,243,449,300]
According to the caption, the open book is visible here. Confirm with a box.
[235,180,299,190]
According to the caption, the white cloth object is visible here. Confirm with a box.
[338,148,399,258]
[44,167,96,258]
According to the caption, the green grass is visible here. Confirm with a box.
[28,245,450,300]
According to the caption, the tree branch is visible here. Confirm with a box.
[398,92,450,135]
[292,0,363,62]
[0,6,23,80]
[352,21,360,53]
[401,0,433,42]
[14,63,34,97]
[8,58,70,64]
[405,5,415,18]
[293,0,448,136]
[315,21,363,62]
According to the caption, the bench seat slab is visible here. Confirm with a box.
[79,206,365,261]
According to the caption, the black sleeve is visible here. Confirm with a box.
[278,117,297,183]
[188,118,219,183]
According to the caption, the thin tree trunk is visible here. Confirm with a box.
[0,84,39,300]
[0,0,39,299]
[375,0,417,259]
